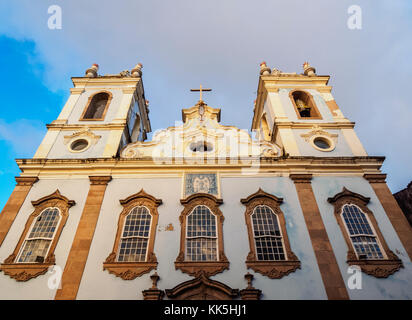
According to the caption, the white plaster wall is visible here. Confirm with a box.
[0,178,89,299]
[77,175,327,300]
[215,176,327,300]
[293,129,354,157]
[46,130,110,159]
[76,177,191,300]
[312,176,412,299]
[67,88,123,124]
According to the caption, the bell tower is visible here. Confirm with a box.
[33,63,151,159]
[251,62,367,157]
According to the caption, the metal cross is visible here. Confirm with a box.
[190,84,212,102]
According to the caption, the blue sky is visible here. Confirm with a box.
[0,1,411,210]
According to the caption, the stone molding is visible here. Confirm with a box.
[103,189,161,280]
[241,189,301,279]
[175,193,229,277]
[0,190,75,281]
[328,187,403,278]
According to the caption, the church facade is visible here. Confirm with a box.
[0,62,411,300]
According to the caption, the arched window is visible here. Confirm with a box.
[328,187,403,278]
[341,204,384,260]
[175,193,229,277]
[241,189,300,279]
[17,208,61,263]
[103,189,161,280]
[117,206,152,262]
[251,205,285,261]
[80,91,112,120]
[186,205,218,261]
[0,190,75,281]
[290,90,321,119]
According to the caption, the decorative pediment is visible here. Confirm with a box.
[31,189,76,208]
[300,125,338,142]
[327,187,370,205]
[121,101,282,160]
[240,188,283,205]
[63,128,101,148]
[119,189,163,207]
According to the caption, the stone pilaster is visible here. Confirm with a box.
[290,174,349,300]
[55,176,111,300]
[364,174,412,261]
[0,176,39,246]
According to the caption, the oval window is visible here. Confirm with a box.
[70,139,89,152]
[313,137,330,150]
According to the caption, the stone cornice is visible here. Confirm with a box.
[363,173,387,183]
[15,176,39,186]
[289,174,312,183]
[274,122,355,129]
[89,176,112,185]
[71,77,141,87]
[46,123,126,130]
[14,156,385,177]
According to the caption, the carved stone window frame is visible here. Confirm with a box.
[289,89,322,120]
[103,189,162,280]
[328,187,403,278]
[0,190,75,281]
[79,90,112,121]
[175,193,229,277]
[241,189,301,279]
[64,128,102,153]
[300,125,338,152]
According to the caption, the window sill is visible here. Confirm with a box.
[246,259,301,279]
[103,252,158,280]
[175,257,229,277]
[0,253,55,281]
[347,251,403,278]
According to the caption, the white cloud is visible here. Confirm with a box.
[0,0,411,191]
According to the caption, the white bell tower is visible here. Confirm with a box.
[33,63,151,159]
[252,62,367,157]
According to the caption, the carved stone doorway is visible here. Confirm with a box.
[165,274,239,300]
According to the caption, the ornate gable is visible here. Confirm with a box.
[121,101,282,159]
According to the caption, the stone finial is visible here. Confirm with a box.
[303,61,316,76]
[150,272,160,289]
[259,61,271,76]
[244,272,254,289]
[131,63,143,78]
[85,63,99,77]
[239,272,262,300]
[271,68,282,76]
